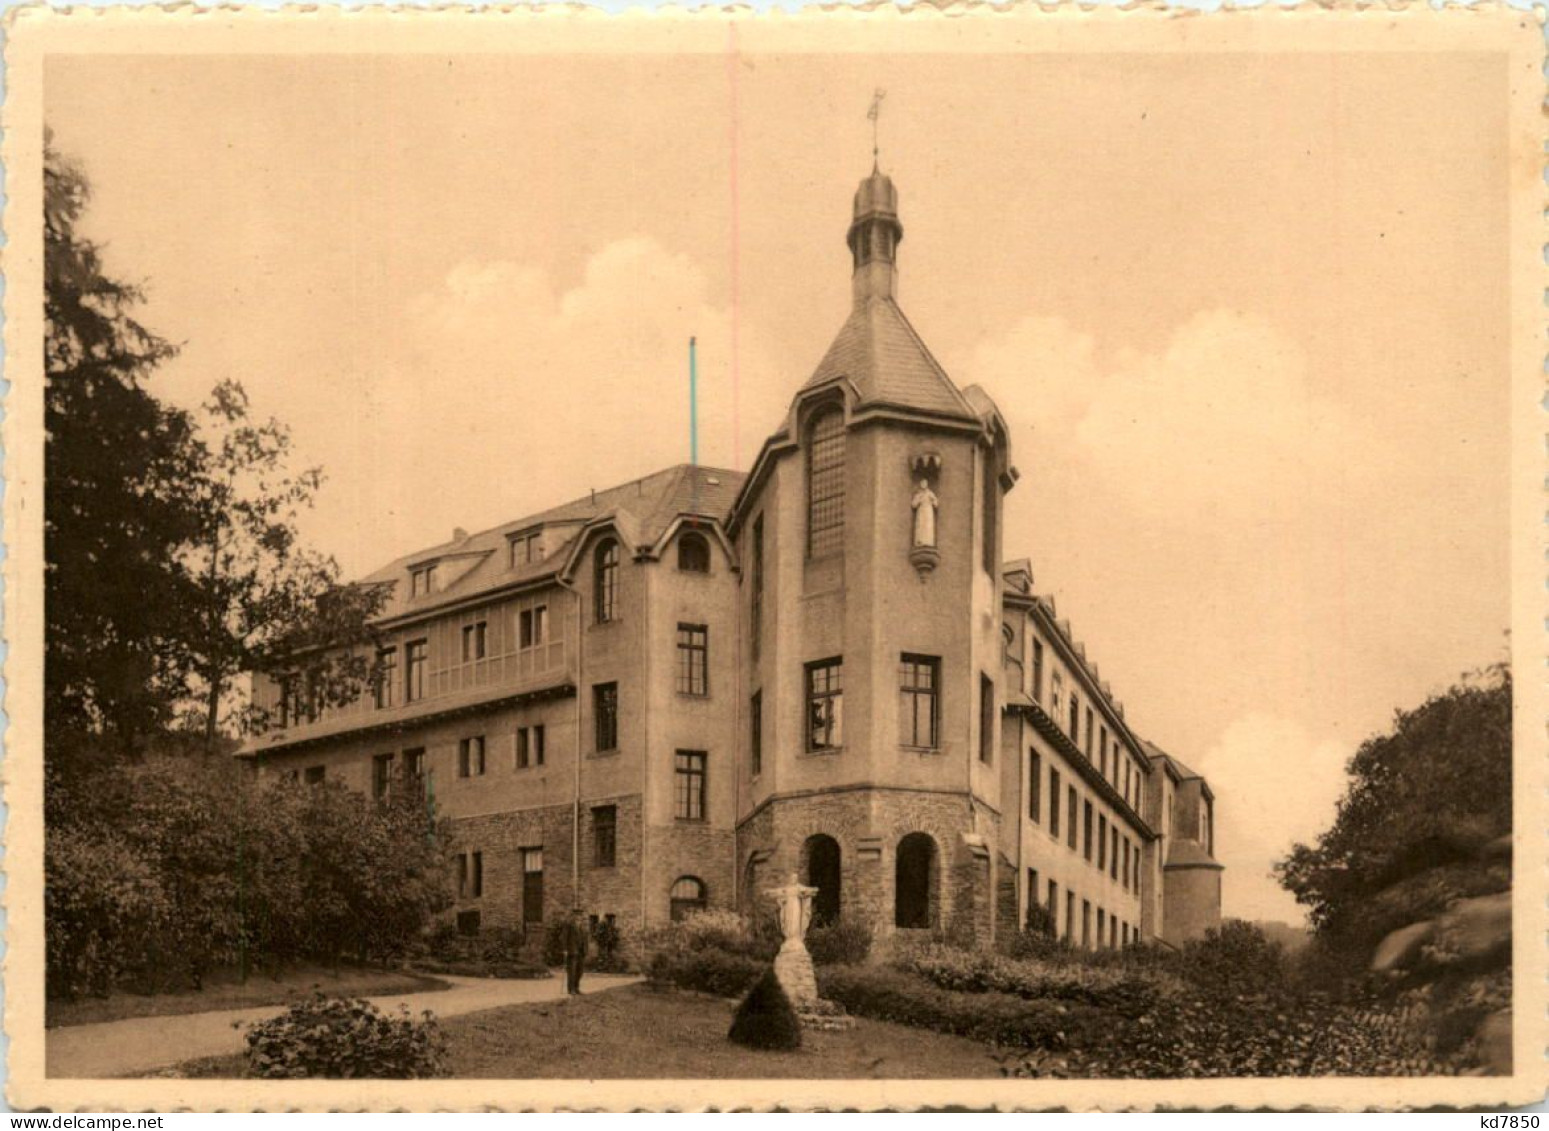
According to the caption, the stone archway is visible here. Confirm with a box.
[803,834,842,926]
[895,832,939,929]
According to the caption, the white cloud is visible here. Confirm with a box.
[1189,713,1352,925]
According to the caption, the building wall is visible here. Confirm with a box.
[1163,866,1224,948]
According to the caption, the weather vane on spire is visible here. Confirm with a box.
[868,88,887,168]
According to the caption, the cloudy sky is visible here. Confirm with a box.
[46,46,1509,924]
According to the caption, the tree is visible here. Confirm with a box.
[44,140,205,755]
[180,380,386,745]
[1275,663,1511,947]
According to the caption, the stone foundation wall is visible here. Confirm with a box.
[643,820,737,925]
[735,787,1002,949]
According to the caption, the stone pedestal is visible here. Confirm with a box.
[765,873,855,1031]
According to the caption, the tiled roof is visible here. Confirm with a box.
[1142,739,1204,783]
[801,296,979,421]
[360,464,745,622]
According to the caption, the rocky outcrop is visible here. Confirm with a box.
[1368,836,1512,1074]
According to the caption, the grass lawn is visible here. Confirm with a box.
[169,984,1005,1079]
[50,963,451,1029]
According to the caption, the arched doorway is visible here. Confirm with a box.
[804,835,842,926]
[895,833,938,929]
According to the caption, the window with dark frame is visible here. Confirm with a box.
[458,735,486,778]
[372,753,393,800]
[461,621,488,662]
[670,876,707,921]
[981,455,999,574]
[374,647,398,710]
[594,683,619,752]
[1084,799,1094,861]
[674,750,706,821]
[1085,707,1095,757]
[1098,814,1108,869]
[516,725,546,769]
[979,673,995,764]
[509,530,541,568]
[806,408,846,559]
[1028,749,1041,822]
[750,690,763,777]
[1048,879,1059,934]
[678,532,711,573]
[403,748,426,798]
[676,624,709,696]
[593,805,617,868]
[594,539,619,623]
[405,639,427,703]
[519,605,548,649]
[1111,826,1120,880]
[1050,768,1062,837]
[1099,726,1108,778]
[1031,639,1045,703]
[458,851,483,899]
[899,654,940,748]
[521,847,543,923]
[805,658,844,751]
[1069,694,1080,746]
[1067,787,1078,850]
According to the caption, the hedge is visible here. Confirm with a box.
[646,948,766,998]
[896,944,1177,1017]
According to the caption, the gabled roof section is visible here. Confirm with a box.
[801,296,979,422]
[360,463,745,623]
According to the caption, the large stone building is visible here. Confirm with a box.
[242,165,1223,952]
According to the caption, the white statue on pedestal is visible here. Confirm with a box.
[766,872,817,951]
[911,478,938,549]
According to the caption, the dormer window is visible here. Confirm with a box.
[509,530,542,569]
[410,564,439,597]
[678,532,711,573]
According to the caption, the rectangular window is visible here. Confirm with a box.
[458,736,486,778]
[594,683,619,752]
[403,747,425,797]
[805,658,844,751]
[1047,880,1059,934]
[593,805,617,868]
[516,725,545,769]
[1028,749,1042,822]
[750,514,764,660]
[1082,900,1092,949]
[1051,672,1064,723]
[1065,891,1076,942]
[1085,708,1095,757]
[1026,867,1039,924]
[978,674,995,764]
[1067,787,1078,849]
[981,455,998,574]
[807,412,846,558]
[750,691,763,777]
[1110,916,1118,950]
[1111,827,1120,880]
[1122,838,1130,889]
[676,624,709,696]
[458,851,483,899]
[374,647,399,710]
[405,639,428,703]
[674,750,706,821]
[461,621,488,662]
[899,654,940,748]
[1083,799,1094,861]
[304,765,326,785]
[509,530,540,568]
[1098,814,1108,869]
[1049,768,1062,837]
[521,847,544,924]
[372,753,394,800]
[1099,727,1108,778]
[1031,640,1045,703]
[519,605,549,649]
[411,564,438,597]
[1069,694,1080,746]
[1097,907,1106,948]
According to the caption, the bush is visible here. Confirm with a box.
[818,965,1094,1050]
[589,917,632,973]
[646,948,765,998]
[46,826,169,999]
[896,944,1177,1017]
[1178,920,1285,1000]
[728,967,802,1050]
[805,915,872,966]
[242,993,448,1079]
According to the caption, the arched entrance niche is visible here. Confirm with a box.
[895,832,939,929]
[803,834,842,926]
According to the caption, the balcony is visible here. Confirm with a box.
[244,638,573,756]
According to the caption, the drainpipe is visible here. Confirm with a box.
[554,573,585,911]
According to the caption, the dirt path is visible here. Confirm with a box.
[46,972,641,1079]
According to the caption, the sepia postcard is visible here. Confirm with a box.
[3,2,1546,1112]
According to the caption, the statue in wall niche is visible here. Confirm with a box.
[911,477,939,549]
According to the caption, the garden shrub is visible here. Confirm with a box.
[242,993,449,1079]
[805,915,872,967]
[646,948,765,998]
[818,965,1094,1050]
[589,917,632,973]
[1178,920,1286,1000]
[896,944,1177,1017]
[728,967,802,1050]
[45,826,169,999]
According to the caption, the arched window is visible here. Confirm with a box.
[807,407,846,559]
[895,833,939,929]
[669,876,707,922]
[677,532,711,573]
[594,538,619,623]
[804,835,842,926]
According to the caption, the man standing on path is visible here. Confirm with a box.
[562,907,590,996]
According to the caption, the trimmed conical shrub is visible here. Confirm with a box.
[728,966,803,1050]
